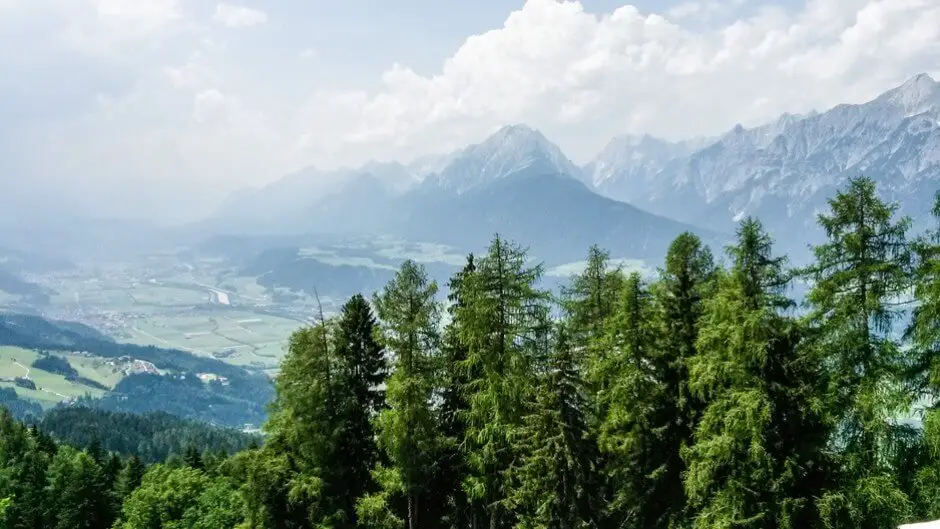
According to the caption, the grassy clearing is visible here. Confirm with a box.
[0,346,114,408]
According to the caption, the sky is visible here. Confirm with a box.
[1,0,939,223]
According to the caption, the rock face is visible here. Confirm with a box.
[209,124,710,264]
[584,73,940,257]
[212,74,940,263]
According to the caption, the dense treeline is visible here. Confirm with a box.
[0,407,242,529]
[2,175,940,528]
[38,407,260,463]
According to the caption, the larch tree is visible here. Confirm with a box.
[435,253,479,529]
[371,260,445,529]
[683,218,829,529]
[596,271,660,529]
[457,235,552,529]
[907,192,940,519]
[801,176,914,529]
[260,309,352,528]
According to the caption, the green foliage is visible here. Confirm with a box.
[372,260,444,529]
[2,177,940,529]
[509,326,602,529]
[562,245,624,352]
[800,176,915,529]
[115,464,245,529]
[40,407,259,463]
[46,445,114,529]
[457,235,552,528]
[683,218,829,529]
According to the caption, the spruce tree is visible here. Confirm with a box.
[183,445,203,470]
[510,325,602,529]
[436,253,478,528]
[801,176,914,529]
[596,271,661,528]
[334,293,387,515]
[45,446,114,529]
[683,218,829,529]
[371,260,445,529]
[458,235,552,529]
[115,454,146,502]
[654,232,715,529]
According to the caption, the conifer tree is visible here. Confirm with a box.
[801,176,914,529]
[458,235,552,529]
[115,454,146,502]
[907,192,940,519]
[436,253,478,528]
[334,293,387,514]
[562,245,624,353]
[595,271,661,528]
[45,446,114,529]
[683,218,829,529]
[510,325,602,529]
[262,312,352,527]
[653,232,715,528]
[183,445,203,470]
[371,260,445,529]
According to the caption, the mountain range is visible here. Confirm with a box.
[210,125,707,265]
[210,73,940,265]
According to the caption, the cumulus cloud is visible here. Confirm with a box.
[3,0,940,222]
[213,2,267,28]
[310,0,940,164]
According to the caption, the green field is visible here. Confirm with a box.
[122,311,300,370]
[0,346,118,407]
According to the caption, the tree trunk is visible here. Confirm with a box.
[408,492,417,529]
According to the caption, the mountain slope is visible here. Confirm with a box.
[209,124,711,265]
[394,170,708,265]
[586,73,940,257]
[431,124,582,193]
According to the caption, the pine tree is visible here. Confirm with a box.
[801,176,914,529]
[371,260,444,529]
[510,325,602,529]
[458,235,552,529]
[683,218,829,529]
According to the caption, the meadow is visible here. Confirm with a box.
[0,346,118,407]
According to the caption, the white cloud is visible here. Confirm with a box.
[213,2,267,28]
[297,0,940,165]
[300,48,317,60]
[3,0,940,222]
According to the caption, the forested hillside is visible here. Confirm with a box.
[0,314,273,427]
[2,176,940,528]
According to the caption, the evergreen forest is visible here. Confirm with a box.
[3,176,940,529]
